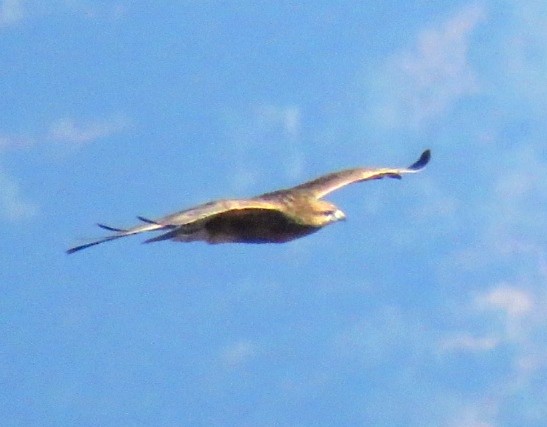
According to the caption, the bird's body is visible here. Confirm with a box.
[150,197,321,244]
[67,150,430,254]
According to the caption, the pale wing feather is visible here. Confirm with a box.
[66,221,164,254]
[289,149,431,199]
[152,199,283,226]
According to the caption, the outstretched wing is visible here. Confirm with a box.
[148,199,281,227]
[66,221,167,254]
[289,149,431,199]
[66,199,283,254]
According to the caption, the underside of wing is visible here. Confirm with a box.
[66,199,286,253]
[289,149,431,198]
[148,199,284,227]
[144,205,315,244]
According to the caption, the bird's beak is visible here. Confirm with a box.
[334,209,346,221]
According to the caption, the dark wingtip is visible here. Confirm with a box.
[408,149,431,171]
[66,234,122,254]
[66,241,100,254]
[137,216,159,225]
[97,223,126,232]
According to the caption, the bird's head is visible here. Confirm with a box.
[309,200,346,227]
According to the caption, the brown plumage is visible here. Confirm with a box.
[66,149,431,254]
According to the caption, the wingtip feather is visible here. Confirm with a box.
[408,149,431,171]
[66,240,102,254]
[137,216,160,225]
[66,234,124,254]
[97,223,126,232]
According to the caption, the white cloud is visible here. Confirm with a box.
[0,168,38,221]
[0,0,127,27]
[48,115,130,145]
[438,333,500,354]
[0,114,129,221]
[0,133,34,151]
[0,0,23,28]
[446,404,497,427]
[368,4,485,129]
[438,279,547,425]
[475,285,534,318]
[435,140,547,421]
[220,340,256,368]
[1,114,130,150]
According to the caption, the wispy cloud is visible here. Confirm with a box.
[475,285,534,318]
[0,0,127,28]
[0,168,38,221]
[1,114,129,152]
[0,0,23,28]
[224,104,305,192]
[433,141,547,423]
[438,333,500,354]
[0,113,130,221]
[220,339,256,369]
[0,133,34,151]
[446,404,497,427]
[367,4,485,129]
[48,115,130,146]
[437,275,547,424]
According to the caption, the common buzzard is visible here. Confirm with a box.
[67,149,430,254]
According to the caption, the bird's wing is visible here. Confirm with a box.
[66,199,282,254]
[289,149,431,199]
[150,199,282,226]
[66,220,168,254]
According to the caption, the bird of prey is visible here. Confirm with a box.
[67,149,430,254]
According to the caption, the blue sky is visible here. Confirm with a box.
[2,1,547,426]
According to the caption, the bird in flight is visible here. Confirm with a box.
[67,149,431,254]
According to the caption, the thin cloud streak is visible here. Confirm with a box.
[0,0,23,28]
[441,279,547,425]
[0,169,38,221]
[0,113,130,221]
[475,285,534,318]
[0,134,34,151]
[367,4,485,129]
[48,115,130,145]
[224,104,305,193]
[437,333,500,354]
[0,0,127,28]
[220,340,256,369]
